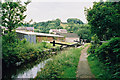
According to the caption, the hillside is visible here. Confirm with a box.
[24,18,91,40]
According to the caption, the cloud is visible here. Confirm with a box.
[25,2,93,23]
[31,0,100,2]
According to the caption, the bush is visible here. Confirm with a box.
[88,34,100,54]
[2,32,20,67]
[94,37,120,79]
[95,37,120,65]
[2,32,53,68]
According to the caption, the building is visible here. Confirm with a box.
[16,30,65,44]
[16,27,34,32]
[49,29,67,34]
[59,29,67,33]
[56,33,79,42]
[0,26,34,36]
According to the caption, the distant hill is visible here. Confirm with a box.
[23,18,91,41]
[60,23,68,29]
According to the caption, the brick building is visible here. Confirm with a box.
[16,30,65,43]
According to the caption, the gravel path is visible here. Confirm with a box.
[76,45,95,80]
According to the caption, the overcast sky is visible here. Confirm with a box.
[24,0,106,23]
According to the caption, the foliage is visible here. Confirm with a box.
[1,1,30,32]
[65,24,91,41]
[88,37,120,79]
[2,31,21,67]
[25,19,62,33]
[67,18,84,24]
[24,18,91,41]
[86,1,120,40]
[88,54,112,80]
[95,37,120,66]
[2,32,53,68]
[76,24,91,40]
[55,18,61,26]
[35,47,83,79]
[0,1,2,24]
[86,1,120,79]
[87,34,100,54]
[34,29,40,33]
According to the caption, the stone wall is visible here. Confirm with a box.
[37,36,65,42]
[37,36,53,42]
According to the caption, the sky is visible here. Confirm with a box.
[23,0,106,23]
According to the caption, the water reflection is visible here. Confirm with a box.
[12,58,52,78]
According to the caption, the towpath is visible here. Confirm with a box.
[76,45,95,80]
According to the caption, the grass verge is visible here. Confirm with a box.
[34,47,83,79]
[87,54,112,80]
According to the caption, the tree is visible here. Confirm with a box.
[55,18,61,26]
[77,24,91,40]
[2,0,30,32]
[86,1,120,40]
[67,18,84,24]
[68,22,74,32]
[0,1,2,25]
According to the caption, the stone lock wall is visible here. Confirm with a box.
[37,36,65,42]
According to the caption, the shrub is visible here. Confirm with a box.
[2,32,20,67]
[88,34,100,54]
[95,37,120,65]
[2,32,53,68]
[95,37,120,79]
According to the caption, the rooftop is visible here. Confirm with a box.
[16,27,34,31]
[56,33,79,38]
[16,30,64,38]
[49,29,67,33]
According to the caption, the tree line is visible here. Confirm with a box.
[86,1,120,79]
[24,18,91,40]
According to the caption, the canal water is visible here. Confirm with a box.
[3,46,70,79]
[11,58,52,78]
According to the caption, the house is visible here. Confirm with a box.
[16,30,65,44]
[56,33,79,42]
[59,29,67,33]
[49,29,59,34]
[0,26,34,36]
[16,27,34,32]
[49,29,67,34]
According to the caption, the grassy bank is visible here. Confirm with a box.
[35,47,83,79]
[87,38,120,80]
[87,54,112,80]
[87,43,111,80]
[2,33,60,68]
